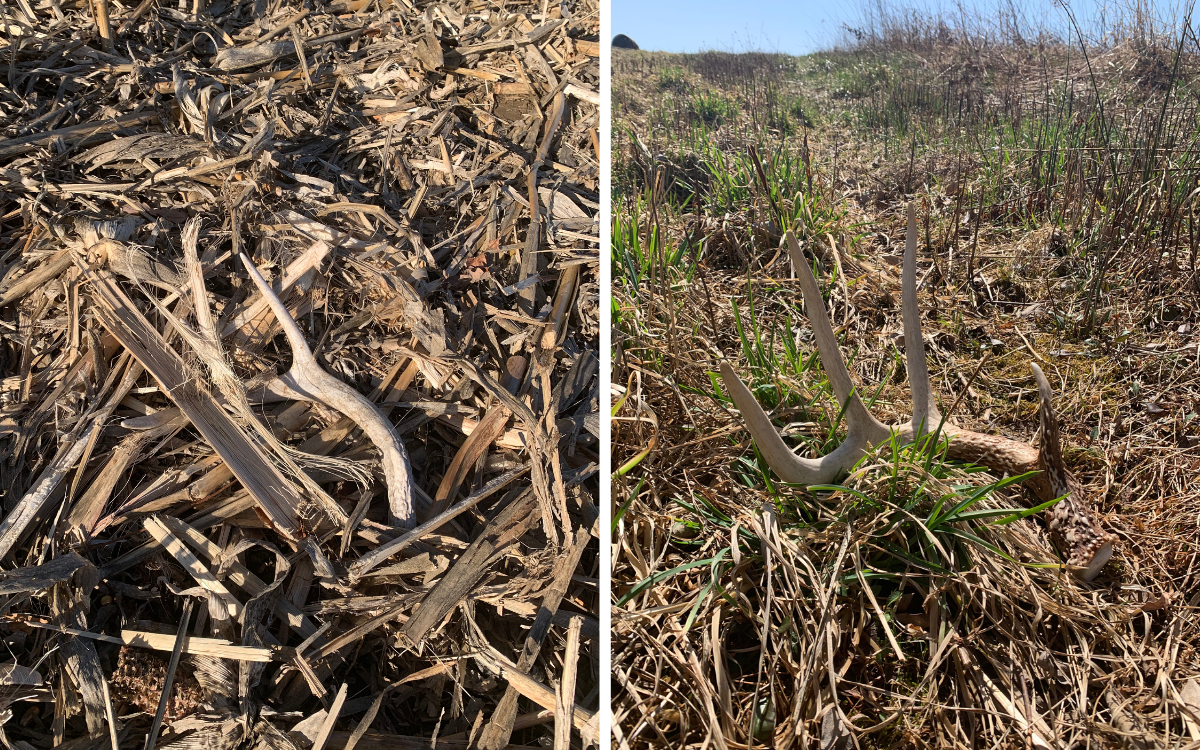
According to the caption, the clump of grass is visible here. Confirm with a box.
[657,65,688,92]
[689,90,737,127]
[612,195,699,301]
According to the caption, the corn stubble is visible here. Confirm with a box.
[0,0,600,744]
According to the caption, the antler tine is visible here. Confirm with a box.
[717,231,889,485]
[1030,363,1116,581]
[783,231,889,442]
[1030,364,1070,499]
[902,202,940,434]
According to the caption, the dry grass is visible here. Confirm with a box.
[611,23,1200,750]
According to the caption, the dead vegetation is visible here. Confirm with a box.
[612,14,1200,750]
[0,0,599,746]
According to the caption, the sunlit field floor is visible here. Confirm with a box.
[611,23,1200,750]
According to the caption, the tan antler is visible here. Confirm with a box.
[721,203,1116,581]
[1031,363,1116,580]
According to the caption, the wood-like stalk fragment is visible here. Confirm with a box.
[12,619,272,661]
[240,253,416,528]
[93,0,113,51]
[477,527,589,750]
[470,645,595,731]
[145,598,193,750]
[350,464,529,580]
[554,616,583,750]
[86,266,307,538]
[144,516,242,618]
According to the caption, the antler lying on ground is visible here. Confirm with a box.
[240,253,417,529]
[720,203,1116,581]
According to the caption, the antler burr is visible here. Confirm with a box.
[721,203,1116,580]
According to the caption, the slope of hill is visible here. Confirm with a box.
[612,28,1200,749]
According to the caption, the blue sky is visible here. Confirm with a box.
[611,0,1190,55]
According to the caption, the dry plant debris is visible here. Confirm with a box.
[0,0,599,745]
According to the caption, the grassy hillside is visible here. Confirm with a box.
[611,25,1200,750]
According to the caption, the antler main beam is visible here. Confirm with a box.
[240,254,417,529]
[721,204,1115,581]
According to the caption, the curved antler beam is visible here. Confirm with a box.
[719,361,878,485]
[240,253,417,529]
[1031,363,1116,581]
[721,203,1116,580]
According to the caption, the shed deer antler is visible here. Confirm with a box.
[240,253,417,529]
[720,204,1116,581]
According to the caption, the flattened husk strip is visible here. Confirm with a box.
[431,358,528,519]
[0,111,160,159]
[400,491,539,644]
[553,617,583,750]
[0,413,103,560]
[61,352,139,529]
[18,335,122,463]
[221,240,331,337]
[0,552,88,594]
[311,682,348,750]
[0,248,73,308]
[67,431,149,536]
[442,711,554,743]
[428,399,514,518]
[325,733,543,750]
[12,619,273,661]
[313,600,409,659]
[98,493,256,578]
[54,566,108,736]
[453,356,557,538]
[85,265,304,538]
[516,90,566,322]
[144,516,243,618]
[156,514,318,638]
[471,646,594,731]
[349,465,530,579]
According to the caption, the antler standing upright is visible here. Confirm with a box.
[721,204,1116,581]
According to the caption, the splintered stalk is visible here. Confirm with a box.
[239,253,416,528]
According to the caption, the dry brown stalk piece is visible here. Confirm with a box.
[86,265,309,539]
